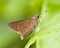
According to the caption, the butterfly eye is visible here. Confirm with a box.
[37,15,39,18]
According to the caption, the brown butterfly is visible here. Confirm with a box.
[8,14,40,39]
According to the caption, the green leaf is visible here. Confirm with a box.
[25,0,60,48]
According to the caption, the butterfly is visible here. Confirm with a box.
[8,14,40,39]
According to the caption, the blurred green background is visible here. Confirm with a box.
[0,0,60,48]
[0,0,41,48]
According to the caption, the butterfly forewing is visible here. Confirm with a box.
[8,14,40,39]
[9,19,34,37]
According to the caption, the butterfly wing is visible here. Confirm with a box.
[8,14,40,39]
[8,19,34,37]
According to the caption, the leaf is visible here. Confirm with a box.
[24,0,60,48]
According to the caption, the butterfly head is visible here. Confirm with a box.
[32,14,40,20]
